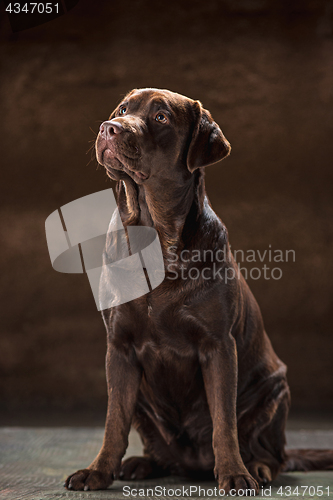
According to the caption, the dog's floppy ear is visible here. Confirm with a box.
[187,101,231,173]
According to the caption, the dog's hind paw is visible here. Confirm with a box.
[119,456,161,480]
[247,462,272,485]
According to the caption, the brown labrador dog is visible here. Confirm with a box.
[65,88,333,494]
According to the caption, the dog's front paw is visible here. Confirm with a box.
[218,473,259,496]
[65,468,112,491]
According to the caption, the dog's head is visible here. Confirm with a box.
[95,88,231,185]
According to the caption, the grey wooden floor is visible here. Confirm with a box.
[0,427,333,500]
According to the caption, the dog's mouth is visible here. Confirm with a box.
[95,133,149,182]
[124,166,149,182]
[99,143,149,184]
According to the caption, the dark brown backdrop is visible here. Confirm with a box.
[0,0,332,414]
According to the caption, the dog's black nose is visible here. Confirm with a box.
[100,120,123,138]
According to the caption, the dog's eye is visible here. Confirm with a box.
[119,106,127,115]
[155,113,167,123]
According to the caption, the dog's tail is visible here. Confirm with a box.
[283,449,333,471]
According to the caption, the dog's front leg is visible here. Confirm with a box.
[65,344,142,491]
[201,335,259,496]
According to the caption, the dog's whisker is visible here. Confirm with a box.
[86,143,95,154]
[89,126,98,136]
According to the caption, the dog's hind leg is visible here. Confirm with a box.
[119,399,175,480]
[239,373,291,485]
[119,456,169,480]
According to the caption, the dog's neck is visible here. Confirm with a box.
[116,170,205,252]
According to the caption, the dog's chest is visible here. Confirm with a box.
[114,294,220,364]
[140,304,201,357]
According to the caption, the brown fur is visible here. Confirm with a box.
[65,88,333,494]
